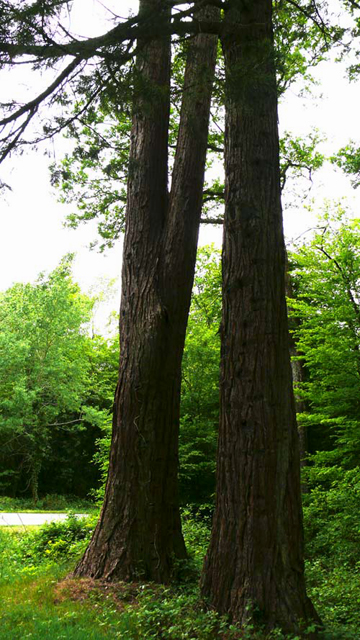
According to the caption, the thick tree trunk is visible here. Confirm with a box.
[201,0,319,634]
[75,2,218,583]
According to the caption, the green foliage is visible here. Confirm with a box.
[332,141,360,188]
[49,104,130,252]
[0,1,71,52]
[273,1,342,96]
[91,422,112,504]
[21,514,96,562]
[289,203,360,637]
[306,561,360,633]
[303,465,360,568]
[0,256,118,501]
[180,246,221,505]
[176,507,212,578]
[0,513,96,586]
[0,255,91,496]
[289,203,360,463]
[280,130,325,200]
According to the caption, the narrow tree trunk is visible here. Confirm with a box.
[75,2,218,583]
[285,263,308,473]
[201,0,319,634]
[30,458,41,505]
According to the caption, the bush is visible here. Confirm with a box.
[306,561,360,635]
[20,514,96,562]
[303,465,360,568]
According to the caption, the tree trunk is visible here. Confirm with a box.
[201,0,319,634]
[30,458,41,505]
[75,2,218,583]
[285,262,308,474]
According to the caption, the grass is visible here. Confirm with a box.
[0,494,97,514]
[0,571,122,639]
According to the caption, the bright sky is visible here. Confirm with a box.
[1,0,360,318]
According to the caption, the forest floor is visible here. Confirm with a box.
[0,509,359,639]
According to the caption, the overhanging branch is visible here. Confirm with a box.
[0,56,83,127]
[0,4,223,63]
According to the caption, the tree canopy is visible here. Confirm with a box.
[0,0,349,175]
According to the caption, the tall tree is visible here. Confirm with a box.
[0,256,93,502]
[74,0,219,582]
[200,0,319,634]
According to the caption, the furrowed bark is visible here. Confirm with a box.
[201,0,320,634]
[75,1,218,583]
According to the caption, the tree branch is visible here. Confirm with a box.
[284,0,332,42]
[0,108,36,163]
[200,216,224,224]
[203,188,225,204]
[0,5,223,63]
[316,245,360,324]
[46,418,84,427]
[0,56,83,127]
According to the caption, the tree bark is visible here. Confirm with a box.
[75,1,219,583]
[30,459,41,505]
[201,0,319,634]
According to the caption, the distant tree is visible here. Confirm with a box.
[0,256,93,502]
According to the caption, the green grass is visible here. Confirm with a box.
[0,571,123,639]
[0,494,97,513]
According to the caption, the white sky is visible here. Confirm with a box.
[1,0,360,322]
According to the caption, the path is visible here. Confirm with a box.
[0,513,88,527]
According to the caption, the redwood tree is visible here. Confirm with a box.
[74,0,219,582]
[200,0,320,634]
